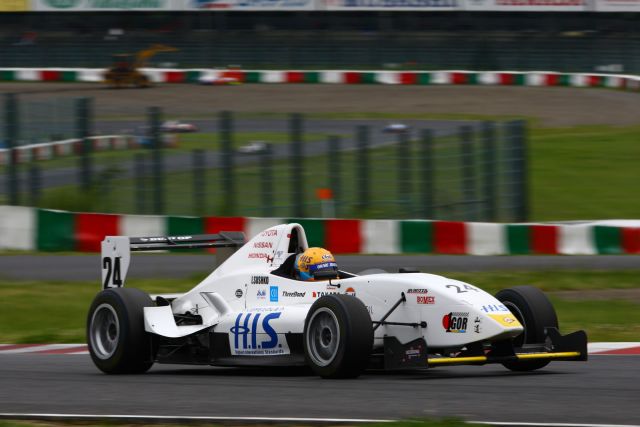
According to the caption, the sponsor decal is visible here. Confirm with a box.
[489,313,522,328]
[480,304,509,313]
[331,0,457,7]
[253,241,273,249]
[407,288,429,294]
[474,316,481,334]
[229,312,289,356]
[282,290,306,298]
[261,229,277,237]
[405,348,421,360]
[251,275,269,285]
[248,252,274,263]
[235,289,243,298]
[321,253,334,260]
[312,291,340,298]
[442,312,469,333]
[417,295,435,304]
[256,289,266,299]
[269,286,278,302]
[139,235,192,242]
[345,287,356,296]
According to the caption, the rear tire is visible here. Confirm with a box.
[495,285,559,372]
[87,287,156,374]
[303,294,373,379]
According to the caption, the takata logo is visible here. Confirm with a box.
[442,312,469,333]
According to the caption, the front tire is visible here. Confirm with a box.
[303,294,373,379]
[87,287,156,374]
[495,285,559,372]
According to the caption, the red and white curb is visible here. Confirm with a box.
[0,344,88,355]
[1,342,639,356]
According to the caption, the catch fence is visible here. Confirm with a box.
[1,94,528,222]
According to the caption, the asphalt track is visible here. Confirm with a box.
[1,254,640,282]
[0,352,638,424]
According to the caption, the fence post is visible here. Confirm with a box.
[290,113,304,218]
[76,97,93,192]
[261,143,274,217]
[482,121,497,222]
[356,125,370,212]
[193,149,206,216]
[328,135,342,217]
[420,129,435,219]
[397,130,412,216]
[460,125,477,221]
[134,153,147,214]
[4,93,19,205]
[506,120,529,222]
[28,163,41,207]
[149,106,164,215]
[219,110,235,216]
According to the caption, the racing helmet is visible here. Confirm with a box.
[294,247,338,281]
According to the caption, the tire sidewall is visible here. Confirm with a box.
[86,288,154,374]
[303,294,373,379]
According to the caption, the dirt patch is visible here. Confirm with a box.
[552,288,640,303]
[3,82,639,127]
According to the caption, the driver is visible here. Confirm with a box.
[294,247,339,281]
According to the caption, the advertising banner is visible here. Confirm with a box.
[323,0,459,10]
[593,0,640,11]
[463,0,586,11]
[32,0,177,10]
[187,0,315,10]
[0,0,29,11]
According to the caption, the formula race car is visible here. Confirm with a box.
[87,223,587,378]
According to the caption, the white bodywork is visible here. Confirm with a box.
[103,223,523,356]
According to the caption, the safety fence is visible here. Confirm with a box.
[1,205,639,255]
[1,68,639,90]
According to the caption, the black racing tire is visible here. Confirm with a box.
[495,285,559,372]
[87,287,156,374]
[303,294,373,379]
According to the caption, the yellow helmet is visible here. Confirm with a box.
[294,247,338,281]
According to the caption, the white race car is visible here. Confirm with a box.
[88,223,587,378]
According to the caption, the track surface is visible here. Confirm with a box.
[0,353,637,424]
[2,254,640,282]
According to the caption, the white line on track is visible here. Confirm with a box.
[471,422,640,427]
[0,413,394,423]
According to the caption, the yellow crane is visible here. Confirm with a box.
[104,44,178,89]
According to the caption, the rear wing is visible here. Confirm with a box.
[101,232,246,289]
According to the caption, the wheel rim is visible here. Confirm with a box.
[503,301,527,347]
[306,308,340,367]
[89,303,120,360]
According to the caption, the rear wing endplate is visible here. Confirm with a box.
[101,232,246,289]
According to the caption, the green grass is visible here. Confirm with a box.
[1,270,638,343]
[530,125,640,221]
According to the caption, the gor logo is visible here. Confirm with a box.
[229,312,289,356]
[442,312,469,333]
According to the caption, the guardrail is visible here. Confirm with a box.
[0,135,137,166]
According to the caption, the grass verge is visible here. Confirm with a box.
[1,270,638,343]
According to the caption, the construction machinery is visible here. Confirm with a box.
[104,44,177,89]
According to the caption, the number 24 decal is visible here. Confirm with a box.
[103,257,123,289]
[446,283,479,293]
